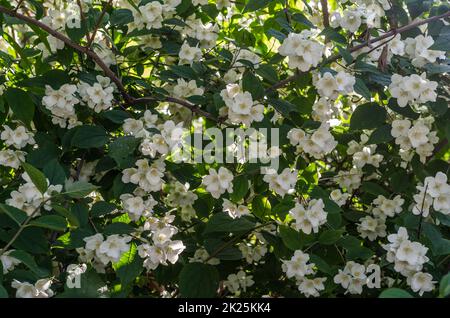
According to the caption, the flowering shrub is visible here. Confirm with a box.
[0,0,449,299]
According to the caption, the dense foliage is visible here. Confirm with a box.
[0,0,449,298]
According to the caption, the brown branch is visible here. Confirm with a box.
[132,96,218,122]
[14,0,25,12]
[320,0,330,28]
[266,10,450,93]
[0,5,219,121]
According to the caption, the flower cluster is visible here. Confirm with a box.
[383,227,430,278]
[315,71,355,99]
[288,123,338,159]
[263,168,298,197]
[120,193,158,222]
[42,84,80,128]
[334,261,369,295]
[122,159,166,193]
[202,167,234,198]
[289,199,328,234]
[278,31,324,71]
[137,214,186,270]
[282,250,326,297]
[224,270,255,295]
[412,172,450,217]
[78,234,132,269]
[220,84,264,126]
[1,125,35,149]
[6,173,61,216]
[78,76,115,113]
[11,278,54,298]
[404,35,446,67]
[391,117,439,163]
[389,73,438,107]
[222,199,250,219]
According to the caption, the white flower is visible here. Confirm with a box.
[409,272,435,296]
[1,125,35,149]
[98,235,132,264]
[357,215,386,241]
[297,277,326,297]
[289,199,327,234]
[1,250,21,274]
[340,9,362,33]
[202,167,234,198]
[12,279,54,298]
[222,199,250,219]
[224,270,255,294]
[279,32,324,71]
[389,73,438,107]
[263,168,298,197]
[179,42,202,65]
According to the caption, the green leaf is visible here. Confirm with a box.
[242,71,265,99]
[361,181,389,197]
[204,238,243,260]
[114,244,143,291]
[91,201,117,218]
[58,267,105,298]
[169,65,197,79]
[179,263,219,298]
[109,136,140,169]
[229,175,249,202]
[101,110,131,124]
[29,215,67,231]
[291,13,314,28]
[279,225,305,250]
[9,250,49,277]
[64,181,98,198]
[4,87,35,128]
[387,98,420,119]
[0,204,28,226]
[52,204,80,228]
[439,272,450,298]
[427,98,448,117]
[252,195,271,219]
[354,78,371,100]
[244,0,271,12]
[337,46,353,64]
[71,125,109,149]
[379,288,413,298]
[110,9,133,26]
[203,213,256,234]
[320,27,347,44]
[22,162,48,194]
[367,124,394,144]
[0,284,7,298]
[350,103,387,130]
[268,98,298,117]
[42,159,66,185]
[255,64,279,84]
[104,222,135,235]
[319,229,344,245]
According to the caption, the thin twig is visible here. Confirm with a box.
[86,0,113,48]
[0,198,51,256]
[417,183,429,238]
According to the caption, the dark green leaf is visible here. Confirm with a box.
[29,215,67,231]
[179,263,219,298]
[350,103,387,130]
[22,162,48,194]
